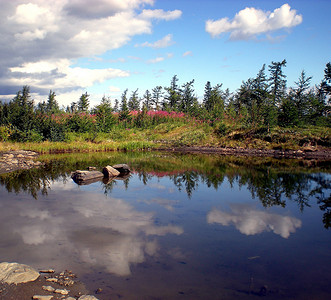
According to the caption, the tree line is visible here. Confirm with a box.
[0,60,330,142]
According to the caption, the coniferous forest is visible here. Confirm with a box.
[0,60,330,151]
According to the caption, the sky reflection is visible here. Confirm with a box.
[207,204,302,238]
[0,182,183,276]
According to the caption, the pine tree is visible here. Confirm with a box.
[151,86,163,110]
[78,92,90,112]
[46,90,60,114]
[180,79,196,113]
[203,81,212,111]
[92,96,114,132]
[143,90,152,110]
[128,89,140,111]
[164,75,181,110]
[119,89,130,121]
[268,59,287,105]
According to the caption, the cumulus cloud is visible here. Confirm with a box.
[136,34,174,48]
[205,3,302,40]
[207,204,302,238]
[140,9,182,20]
[9,59,129,94]
[0,0,181,102]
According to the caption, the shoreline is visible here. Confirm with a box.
[0,146,330,175]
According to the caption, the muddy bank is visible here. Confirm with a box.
[0,150,43,174]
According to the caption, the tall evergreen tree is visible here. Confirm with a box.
[46,90,60,114]
[92,96,114,132]
[128,89,140,111]
[119,89,130,121]
[180,79,196,113]
[8,86,35,132]
[151,86,163,110]
[268,59,287,105]
[164,75,181,110]
[78,92,90,112]
[142,90,152,110]
[320,62,331,103]
[203,81,212,111]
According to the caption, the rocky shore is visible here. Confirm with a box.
[0,150,43,174]
[0,262,99,300]
[170,146,331,159]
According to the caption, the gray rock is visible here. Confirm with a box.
[71,170,104,185]
[102,165,120,177]
[112,163,131,174]
[78,295,99,300]
[0,262,40,284]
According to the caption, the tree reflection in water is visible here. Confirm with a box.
[0,151,330,228]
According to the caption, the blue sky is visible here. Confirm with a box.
[0,0,330,108]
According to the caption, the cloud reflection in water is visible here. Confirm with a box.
[207,204,302,238]
[1,189,183,276]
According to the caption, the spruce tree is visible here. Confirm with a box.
[78,92,90,112]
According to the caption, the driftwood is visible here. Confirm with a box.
[71,170,104,185]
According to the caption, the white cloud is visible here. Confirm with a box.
[136,34,174,48]
[140,9,182,20]
[183,51,193,57]
[9,59,129,92]
[147,56,165,64]
[207,204,302,238]
[205,3,302,40]
[0,1,182,104]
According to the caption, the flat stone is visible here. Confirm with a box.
[0,262,40,284]
[71,170,104,184]
[55,288,69,295]
[42,286,55,292]
[39,269,55,273]
[65,298,76,300]
[46,277,58,283]
[78,295,99,300]
[32,296,54,300]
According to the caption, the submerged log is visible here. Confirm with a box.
[112,164,131,174]
[102,166,120,178]
[71,170,104,185]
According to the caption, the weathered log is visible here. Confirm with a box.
[102,165,120,178]
[71,170,104,185]
[112,164,131,174]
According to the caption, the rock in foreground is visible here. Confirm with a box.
[0,262,40,284]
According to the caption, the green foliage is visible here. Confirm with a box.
[1,62,331,146]
[0,126,11,141]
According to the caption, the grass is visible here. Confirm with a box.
[0,122,330,154]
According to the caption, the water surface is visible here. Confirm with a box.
[0,152,330,299]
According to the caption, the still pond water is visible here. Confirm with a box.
[0,151,330,300]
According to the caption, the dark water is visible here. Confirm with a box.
[0,152,330,299]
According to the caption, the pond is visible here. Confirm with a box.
[0,151,330,300]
